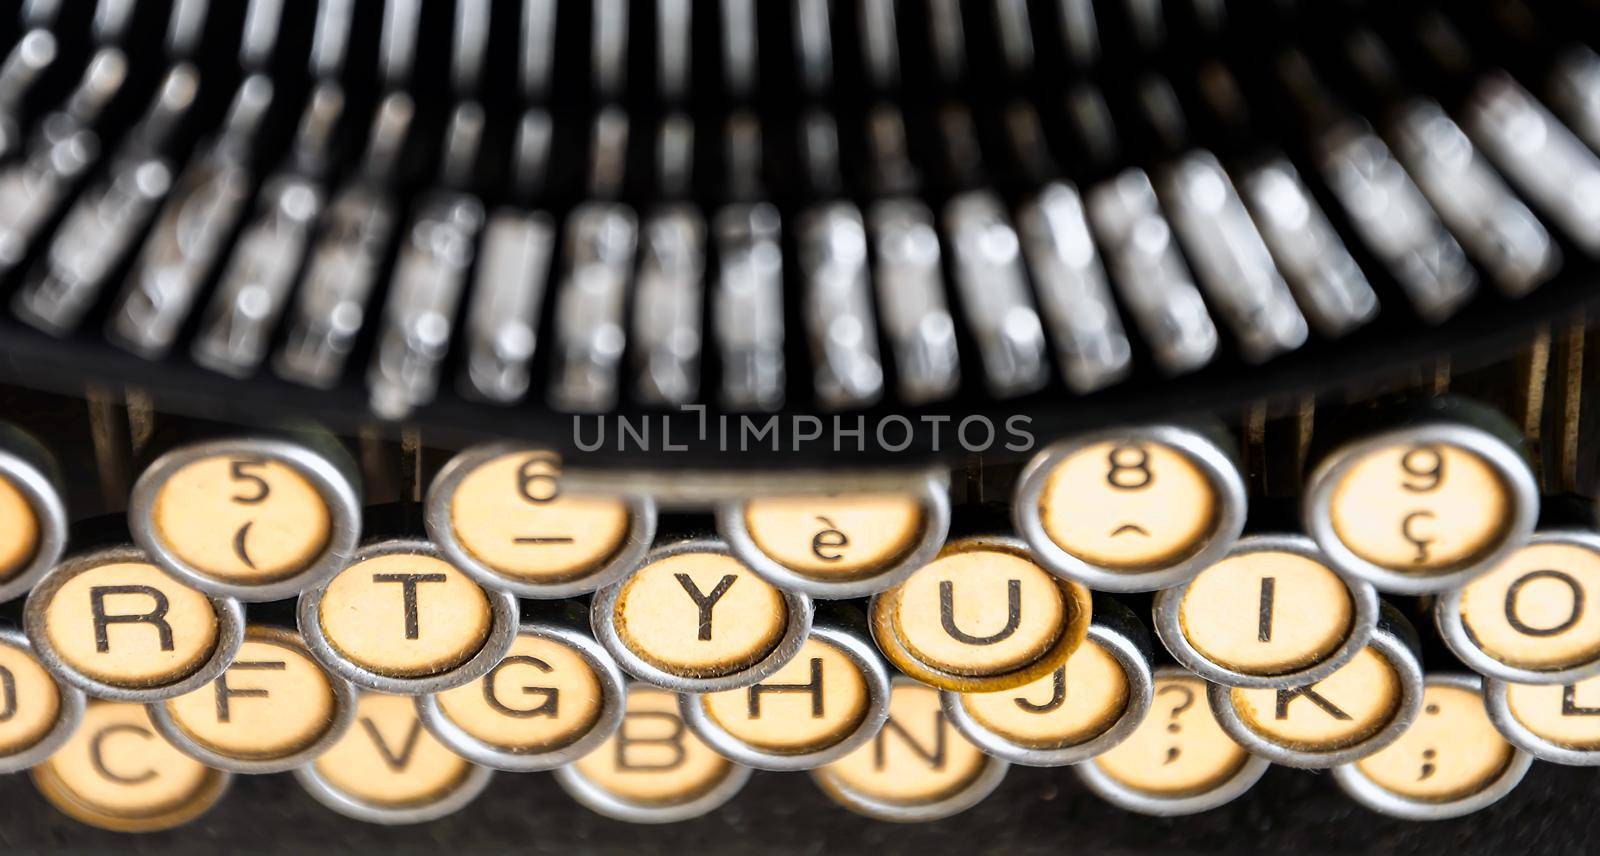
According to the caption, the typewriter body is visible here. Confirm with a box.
[0,0,1598,852]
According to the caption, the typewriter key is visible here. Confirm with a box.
[128,437,362,601]
[149,625,356,773]
[25,546,245,701]
[591,538,812,692]
[415,619,627,771]
[681,621,891,770]
[554,683,752,824]
[32,701,230,833]
[0,425,67,602]
[1014,425,1247,592]
[1333,674,1532,820]
[869,536,1091,692]
[1436,531,1600,684]
[1077,668,1270,816]
[295,692,494,825]
[1154,534,1377,688]
[812,677,1008,823]
[943,601,1155,766]
[426,444,655,598]
[298,539,518,694]
[1304,410,1539,594]
[1486,673,1600,765]
[717,473,949,598]
[0,628,84,773]
[1210,609,1425,768]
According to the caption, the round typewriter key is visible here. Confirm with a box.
[1304,418,1539,594]
[1485,673,1600,765]
[299,539,517,694]
[591,538,812,693]
[681,621,891,770]
[427,444,656,598]
[1076,667,1270,816]
[0,426,67,602]
[149,625,356,773]
[869,536,1092,692]
[1436,530,1600,684]
[295,692,494,825]
[1014,425,1247,592]
[416,620,627,771]
[554,682,752,824]
[812,677,1008,822]
[943,605,1155,766]
[1154,534,1377,688]
[0,628,85,773]
[1210,613,1424,768]
[717,475,950,598]
[25,546,245,701]
[32,700,230,833]
[129,437,362,601]
[1332,674,1532,820]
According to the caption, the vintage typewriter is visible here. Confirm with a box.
[0,0,1597,851]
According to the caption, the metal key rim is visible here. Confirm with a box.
[0,627,85,774]
[715,469,950,600]
[940,619,1154,767]
[425,441,658,599]
[590,537,814,694]
[1303,422,1540,595]
[414,620,628,772]
[1013,424,1248,593]
[24,545,247,702]
[128,437,363,602]
[1434,529,1600,685]
[678,621,892,771]
[1330,672,1534,820]
[1153,533,1380,690]
[146,625,358,774]
[297,538,519,695]
[1208,622,1424,769]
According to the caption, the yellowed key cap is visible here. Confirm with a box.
[870,536,1091,692]
[1077,667,1269,815]
[33,700,229,832]
[1154,534,1377,688]
[129,437,362,601]
[150,625,356,773]
[0,425,67,602]
[427,446,657,598]
[298,539,518,694]
[25,546,244,701]
[944,604,1154,766]
[295,692,493,824]
[1486,672,1600,765]
[1015,425,1247,592]
[1305,408,1538,594]
[0,628,84,773]
[812,678,1007,822]
[1437,531,1600,683]
[718,472,949,597]
[683,621,891,770]
[554,683,751,823]
[417,616,627,771]
[1333,674,1533,820]
[592,538,812,692]
[1211,611,1425,768]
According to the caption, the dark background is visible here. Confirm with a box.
[0,755,1593,854]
